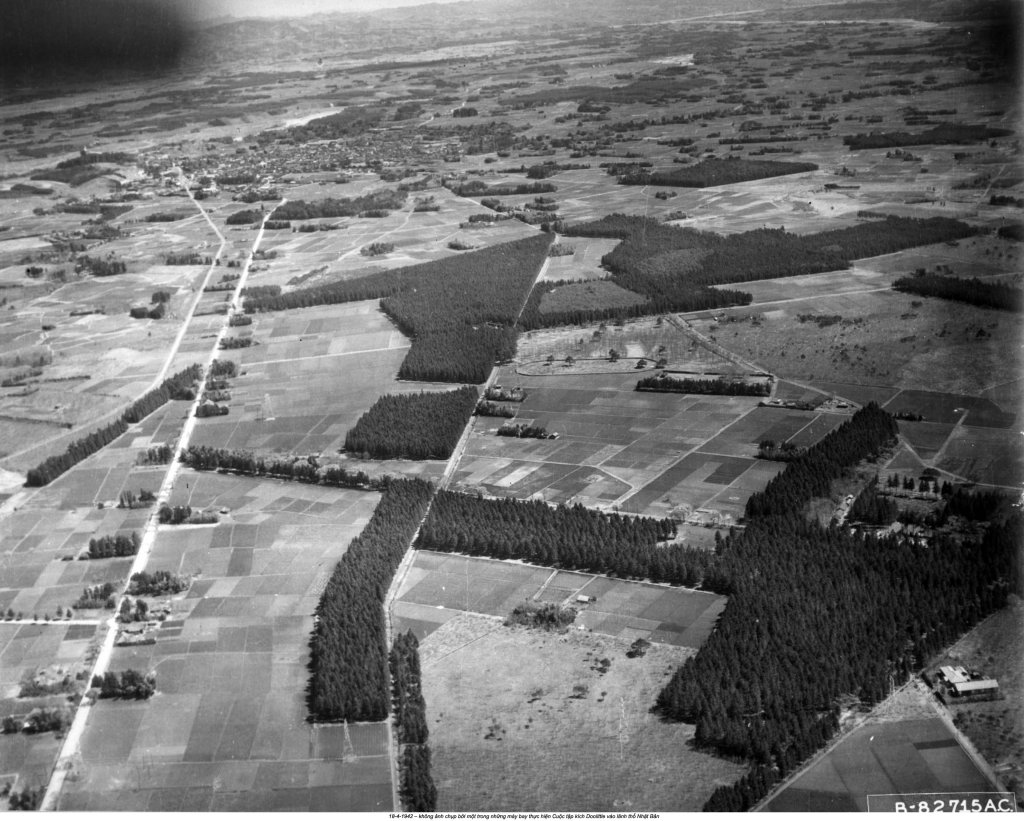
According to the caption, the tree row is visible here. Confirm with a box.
[636,374,770,396]
[27,364,202,486]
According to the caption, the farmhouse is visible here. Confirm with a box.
[936,665,1000,701]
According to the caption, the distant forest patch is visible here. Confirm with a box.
[844,123,1013,150]
[617,158,819,188]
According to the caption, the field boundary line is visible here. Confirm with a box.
[242,343,411,368]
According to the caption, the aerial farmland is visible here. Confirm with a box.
[0,0,1020,813]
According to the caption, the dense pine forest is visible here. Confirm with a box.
[308,478,434,723]
[745,403,898,519]
[26,364,202,486]
[847,476,899,525]
[344,388,479,460]
[416,492,725,590]
[892,270,1024,312]
[636,374,770,396]
[651,403,1022,811]
[245,233,552,383]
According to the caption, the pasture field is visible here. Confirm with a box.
[517,315,747,373]
[451,365,837,520]
[393,550,726,649]
[764,716,998,812]
[538,279,646,315]
[538,237,619,282]
[690,284,1023,412]
[934,425,1024,489]
[420,612,746,811]
[57,477,393,811]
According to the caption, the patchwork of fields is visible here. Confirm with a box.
[451,367,844,521]
[56,479,391,811]
[393,550,726,649]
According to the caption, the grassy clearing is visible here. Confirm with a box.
[538,280,646,315]
[693,288,1022,401]
[420,613,744,812]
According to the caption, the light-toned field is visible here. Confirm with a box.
[394,550,726,648]
[538,237,619,282]
[420,612,746,812]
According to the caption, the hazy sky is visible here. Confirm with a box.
[195,0,472,18]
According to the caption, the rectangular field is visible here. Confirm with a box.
[393,550,726,649]
[765,717,999,813]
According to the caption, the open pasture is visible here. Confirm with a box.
[764,717,997,813]
[517,316,745,375]
[420,612,745,812]
[538,237,619,282]
[689,287,1022,403]
[394,550,726,650]
[935,425,1024,489]
[58,478,393,811]
[884,389,1016,430]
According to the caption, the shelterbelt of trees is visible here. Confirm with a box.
[416,492,725,590]
[391,631,437,811]
[520,214,976,329]
[636,374,770,396]
[246,233,552,383]
[26,364,202,487]
[651,403,1022,811]
[893,270,1024,312]
[345,387,478,460]
[181,445,385,489]
[307,478,433,722]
